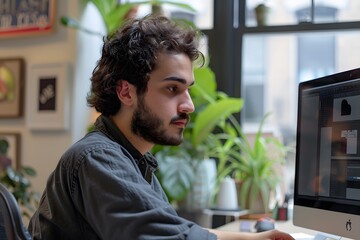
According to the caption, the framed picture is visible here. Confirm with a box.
[28,63,71,131]
[0,58,25,118]
[0,0,56,39]
[0,132,20,170]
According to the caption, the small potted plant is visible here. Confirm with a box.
[254,2,271,26]
[216,113,288,214]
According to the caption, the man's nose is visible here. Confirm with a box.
[179,92,195,113]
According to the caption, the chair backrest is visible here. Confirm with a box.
[0,183,31,240]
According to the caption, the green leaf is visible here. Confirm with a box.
[156,152,194,201]
[248,181,260,210]
[192,67,217,100]
[259,182,271,213]
[90,0,117,17]
[105,3,139,34]
[240,179,251,209]
[60,16,80,28]
[192,98,243,146]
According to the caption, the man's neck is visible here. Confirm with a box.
[109,115,153,155]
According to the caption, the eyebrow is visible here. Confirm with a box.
[163,76,195,86]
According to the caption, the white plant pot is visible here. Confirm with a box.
[184,158,217,211]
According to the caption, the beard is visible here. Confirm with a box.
[131,96,189,146]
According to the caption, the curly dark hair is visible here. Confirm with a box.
[87,15,204,116]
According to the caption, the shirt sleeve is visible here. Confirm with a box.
[72,145,217,240]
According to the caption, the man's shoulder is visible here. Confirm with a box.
[61,131,130,165]
[74,131,115,149]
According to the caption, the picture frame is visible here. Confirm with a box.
[28,63,71,131]
[0,0,56,39]
[0,58,25,118]
[0,132,20,170]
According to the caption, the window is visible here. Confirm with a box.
[240,0,360,138]
[242,32,360,134]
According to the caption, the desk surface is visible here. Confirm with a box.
[216,220,353,240]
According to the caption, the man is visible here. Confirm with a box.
[28,15,294,240]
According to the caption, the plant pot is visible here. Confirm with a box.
[235,180,268,214]
[152,4,164,15]
[180,158,217,211]
[216,177,238,210]
[254,4,270,26]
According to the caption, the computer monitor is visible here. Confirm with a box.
[293,68,360,239]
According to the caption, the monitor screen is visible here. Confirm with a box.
[293,68,360,239]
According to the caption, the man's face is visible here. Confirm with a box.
[131,52,195,145]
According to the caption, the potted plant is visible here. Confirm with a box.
[0,139,40,220]
[254,2,271,26]
[215,113,288,214]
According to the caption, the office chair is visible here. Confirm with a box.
[0,182,32,240]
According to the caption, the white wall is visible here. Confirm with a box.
[72,3,106,142]
[0,1,104,193]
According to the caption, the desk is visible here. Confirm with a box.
[216,220,353,240]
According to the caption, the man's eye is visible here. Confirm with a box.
[168,86,178,92]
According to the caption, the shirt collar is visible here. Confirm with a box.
[93,115,159,180]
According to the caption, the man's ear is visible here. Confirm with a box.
[116,80,135,106]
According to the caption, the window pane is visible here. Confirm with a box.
[315,0,360,23]
[241,31,360,140]
[242,36,266,123]
[246,0,312,26]
[246,0,360,27]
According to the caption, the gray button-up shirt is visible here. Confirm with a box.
[28,115,216,240]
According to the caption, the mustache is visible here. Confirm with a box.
[170,113,190,123]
